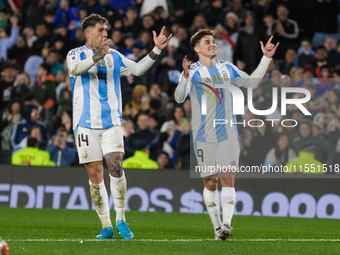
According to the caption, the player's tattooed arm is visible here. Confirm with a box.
[92,39,113,63]
[105,152,124,177]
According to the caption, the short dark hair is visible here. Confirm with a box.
[190,29,214,51]
[81,14,108,32]
[40,63,52,74]
[27,137,39,148]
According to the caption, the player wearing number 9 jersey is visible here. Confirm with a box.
[175,29,279,240]
[66,14,172,239]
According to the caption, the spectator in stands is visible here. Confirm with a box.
[47,48,65,82]
[32,63,57,114]
[96,0,121,25]
[223,12,240,43]
[225,0,247,20]
[46,127,77,166]
[285,143,323,174]
[290,66,304,87]
[126,39,147,61]
[246,119,276,166]
[0,15,19,61]
[8,72,32,102]
[189,14,208,36]
[314,46,329,70]
[122,143,158,169]
[137,30,154,52]
[203,0,225,28]
[149,113,161,131]
[150,6,170,33]
[139,94,151,115]
[297,38,315,67]
[22,26,38,48]
[292,120,335,165]
[12,137,55,166]
[124,85,147,121]
[157,151,170,169]
[149,98,166,128]
[234,12,264,72]
[264,134,296,168]
[122,118,134,144]
[125,113,160,161]
[123,6,138,35]
[214,24,234,63]
[281,48,298,75]
[175,25,191,58]
[323,110,340,149]
[121,32,134,56]
[152,37,183,86]
[324,36,340,67]
[325,90,340,118]
[24,47,44,84]
[160,105,186,167]
[32,23,49,51]
[10,104,48,149]
[149,83,169,113]
[175,120,191,170]
[0,99,25,151]
[267,4,299,61]
[8,35,32,69]
[0,62,17,112]
[140,14,156,33]
[53,0,79,28]
[56,74,72,117]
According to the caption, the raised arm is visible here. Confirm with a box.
[121,26,172,76]
[175,55,192,103]
[235,36,279,88]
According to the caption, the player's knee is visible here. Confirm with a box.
[105,152,124,177]
[220,177,235,187]
[85,162,104,183]
[204,177,218,191]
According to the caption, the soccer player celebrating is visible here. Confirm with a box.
[66,14,171,239]
[174,29,278,240]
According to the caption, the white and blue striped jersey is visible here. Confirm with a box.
[175,56,271,143]
[66,45,137,129]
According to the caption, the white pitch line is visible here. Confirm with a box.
[6,239,340,242]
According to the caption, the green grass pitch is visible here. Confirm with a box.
[1,208,340,254]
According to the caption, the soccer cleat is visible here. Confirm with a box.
[214,226,222,240]
[116,220,134,239]
[96,227,114,239]
[220,224,233,240]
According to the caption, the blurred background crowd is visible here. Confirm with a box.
[1,0,340,171]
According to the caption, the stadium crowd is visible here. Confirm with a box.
[0,0,340,171]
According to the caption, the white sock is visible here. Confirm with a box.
[110,171,127,222]
[203,187,222,229]
[89,180,112,229]
[221,187,236,226]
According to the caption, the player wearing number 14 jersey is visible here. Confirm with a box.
[66,14,172,239]
[175,29,279,240]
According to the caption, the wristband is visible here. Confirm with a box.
[149,51,159,60]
